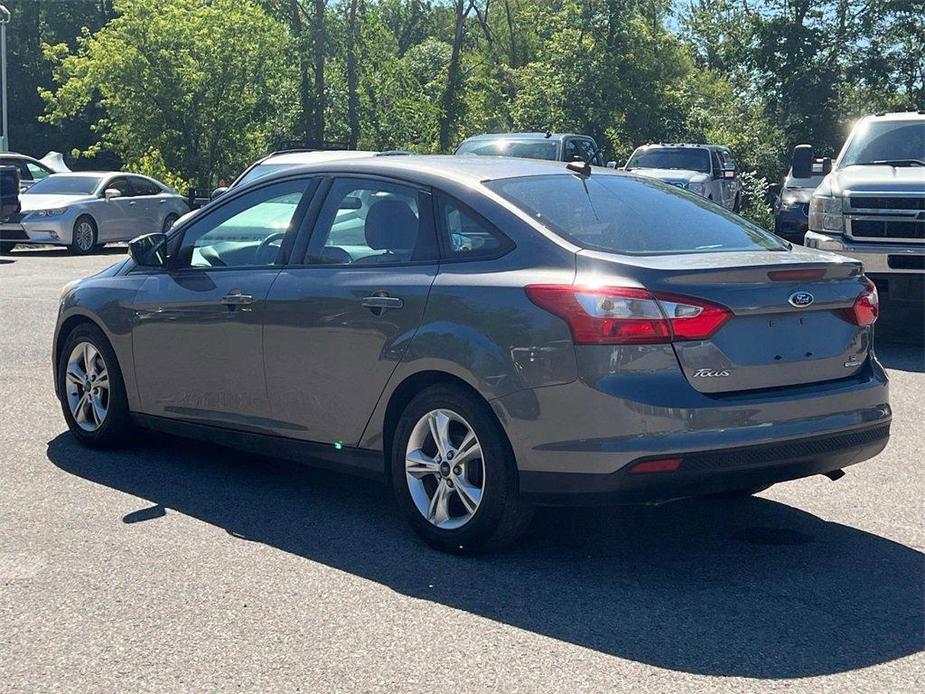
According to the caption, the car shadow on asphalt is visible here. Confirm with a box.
[876,344,925,373]
[46,431,923,680]
[4,245,127,257]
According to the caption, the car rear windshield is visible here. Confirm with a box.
[25,175,102,195]
[486,174,789,255]
[456,139,558,161]
[626,147,711,173]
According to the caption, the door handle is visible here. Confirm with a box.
[221,290,255,306]
[362,295,404,311]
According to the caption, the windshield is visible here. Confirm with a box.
[840,120,925,167]
[486,174,788,255]
[25,175,102,195]
[626,147,711,173]
[456,139,558,161]
[236,163,296,187]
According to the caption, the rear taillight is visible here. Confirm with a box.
[525,285,732,345]
[843,278,879,327]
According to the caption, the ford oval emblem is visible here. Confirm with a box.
[789,291,814,308]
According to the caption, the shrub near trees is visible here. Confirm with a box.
[8,0,922,219]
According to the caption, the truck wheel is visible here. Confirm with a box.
[733,193,742,213]
[0,241,13,254]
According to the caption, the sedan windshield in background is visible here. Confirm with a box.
[24,175,102,195]
[487,174,789,255]
[237,163,296,187]
[626,147,711,173]
[457,139,558,161]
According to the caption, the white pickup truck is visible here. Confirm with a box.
[623,143,742,211]
[799,111,924,305]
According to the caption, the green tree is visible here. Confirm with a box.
[41,0,298,190]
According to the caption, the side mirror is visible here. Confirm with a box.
[103,188,122,200]
[722,162,737,179]
[820,157,832,175]
[338,196,362,210]
[129,232,168,267]
[791,144,814,179]
[210,186,228,201]
[606,161,617,169]
[0,166,21,221]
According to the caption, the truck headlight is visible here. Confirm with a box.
[809,195,844,233]
[688,182,705,195]
[781,192,800,207]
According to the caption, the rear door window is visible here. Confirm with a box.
[305,178,436,265]
[486,174,789,255]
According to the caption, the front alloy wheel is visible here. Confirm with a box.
[64,341,110,431]
[405,409,485,529]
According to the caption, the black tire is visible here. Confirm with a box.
[57,322,133,448]
[390,384,533,553]
[703,484,772,500]
[163,213,179,233]
[733,193,742,213]
[69,215,98,255]
[0,241,14,254]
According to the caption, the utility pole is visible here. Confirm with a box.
[0,3,9,152]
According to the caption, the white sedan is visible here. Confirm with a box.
[0,172,189,254]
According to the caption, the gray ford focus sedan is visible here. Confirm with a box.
[53,156,890,551]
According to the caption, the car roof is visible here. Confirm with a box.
[460,132,588,142]
[634,143,714,150]
[261,150,378,165]
[864,111,925,122]
[260,154,617,188]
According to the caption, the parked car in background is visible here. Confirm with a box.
[456,132,604,165]
[0,172,189,254]
[624,143,742,211]
[54,155,889,552]
[801,111,925,305]
[0,152,56,192]
[210,149,380,200]
[773,165,826,244]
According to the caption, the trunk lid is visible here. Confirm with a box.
[576,248,872,393]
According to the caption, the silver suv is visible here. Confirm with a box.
[625,143,742,211]
[801,112,924,304]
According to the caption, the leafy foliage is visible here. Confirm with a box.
[5,0,921,204]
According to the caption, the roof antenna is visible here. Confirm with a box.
[566,143,604,176]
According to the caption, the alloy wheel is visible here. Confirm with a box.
[405,409,485,530]
[65,342,110,431]
[74,221,95,251]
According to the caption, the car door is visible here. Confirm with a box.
[126,176,163,235]
[131,177,316,430]
[710,149,732,209]
[93,176,136,241]
[263,176,439,446]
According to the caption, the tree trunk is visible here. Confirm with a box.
[288,1,313,142]
[439,0,470,152]
[346,0,360,149]
[313,0,326,143]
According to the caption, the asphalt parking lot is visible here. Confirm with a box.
[1,247,922,693]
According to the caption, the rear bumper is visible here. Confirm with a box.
[492,344,891,502]
[519,423,890,505]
